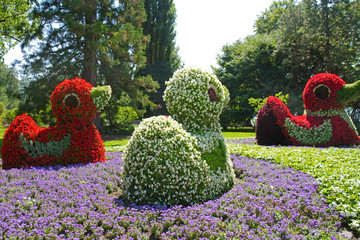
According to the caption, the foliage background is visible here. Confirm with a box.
[215,0,360,129]
[1,0,360,132]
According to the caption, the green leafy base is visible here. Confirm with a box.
[202,138,227,172]
[20,133,71,158]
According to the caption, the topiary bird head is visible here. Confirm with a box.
[50,77,111,124]
[303,73,360,113]
[163,67,229,132]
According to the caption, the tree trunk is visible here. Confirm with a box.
[321,0,332,72]
[82,0,101,130]
[83,0,97,86]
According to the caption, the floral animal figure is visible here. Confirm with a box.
[1,77,111,169]
[256,73,360,147]
[122,68,235,206]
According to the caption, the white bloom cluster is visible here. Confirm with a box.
[122,116,211,205]
[284,118,332,145]
[122,68,235,206]
[350,220,360,230]
[122,68,235,205]
[90,85,112,112]
[304,108,358,134]
[163,68,228,132]
[191,126,222,153]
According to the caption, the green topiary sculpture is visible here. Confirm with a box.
[122,68,235,206]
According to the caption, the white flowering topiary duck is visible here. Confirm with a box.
[122,67,235,206]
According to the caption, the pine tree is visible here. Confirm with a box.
[138,0,181,117]
[19,0,157,127]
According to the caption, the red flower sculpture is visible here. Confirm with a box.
[256,73,360,147]
[1,77,111,169]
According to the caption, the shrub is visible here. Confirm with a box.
[0,102,6,126]
[100,106,138,134]
[2,107,18,125]
[0,102,6,116]
[248,91,289,112]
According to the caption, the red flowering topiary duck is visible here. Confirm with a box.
[1,77,111,169]
[256,73,360,147]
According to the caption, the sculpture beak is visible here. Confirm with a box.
[337,80,360,105]
[90,85,112,112]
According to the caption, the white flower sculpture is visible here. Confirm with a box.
[122,67,235,206]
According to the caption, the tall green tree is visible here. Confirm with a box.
[19,0,157,128]
[0,0,37,59]
[254,0,290,34]
[0,63,20,109]
[138,0,181,117]
[216,0,360,127]
[142,0,180,68]
[275,2,312,112]
[275,0,360,112]
[214,34,284,127]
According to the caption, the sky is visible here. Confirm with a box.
[4,0,274,71]
[174,0,274,70]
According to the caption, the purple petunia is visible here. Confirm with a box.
[0,152,345,239]
[226,138,257,145]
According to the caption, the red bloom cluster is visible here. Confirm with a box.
[263,97,359,146]
[303,73,345,112]
[1,78,106,169]
[51,78,97,124]
[256,73,360,147]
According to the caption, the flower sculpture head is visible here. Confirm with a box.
[51,77,111,124]
[303,73,345,112]
[163,68,229,132]
[303,73,360,112]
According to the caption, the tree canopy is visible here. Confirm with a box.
[138,0,181,117]
[0,0,37,59]
[215,34,284,127]
[0,63,20,109]
[215,0,360,127]
[19,0,158,130]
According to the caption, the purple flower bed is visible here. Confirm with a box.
[0,152,344,239]
[226,138,257,145]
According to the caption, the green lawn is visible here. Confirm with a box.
[222,131,255,139]
[103,139,130,147]
[0,126,5,137]
[103,131,256,147]
[0,126,5,149]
